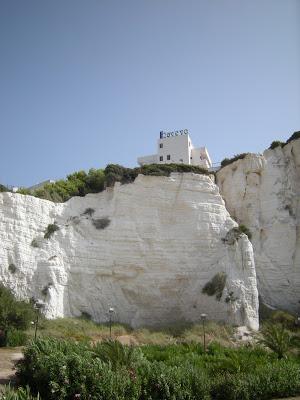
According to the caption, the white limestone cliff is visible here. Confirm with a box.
[0,173,259,329]
[217,139,300,314]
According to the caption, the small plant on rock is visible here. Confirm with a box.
[31,238,40,248]
[44,223,59,239]
[82,207,95,217]
[8,263,17,274]
[202,272,227,301]
[41,283,52,297]
[92,217,110,230]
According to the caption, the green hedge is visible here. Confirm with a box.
[16,338,300,400]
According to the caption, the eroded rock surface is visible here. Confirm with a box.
[217,139,300,314]
[0,173,259,329]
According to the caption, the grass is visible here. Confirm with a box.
[25,317,235,346]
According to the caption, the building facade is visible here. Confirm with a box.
[137,129,212,169]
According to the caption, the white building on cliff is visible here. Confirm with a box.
[137,129,212,169]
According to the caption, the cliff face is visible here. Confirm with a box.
[217,139,300,314]
[0,173,259,329]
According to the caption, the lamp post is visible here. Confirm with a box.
[108,307,115,339]
[33,299,46,341]
[200,313,207,352]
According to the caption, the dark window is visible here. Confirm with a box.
[190,156,192,159]
[160,143,163,148]
[167,155,170,160]
[160,156,163,161]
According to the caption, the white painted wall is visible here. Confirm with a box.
[157,134,191,164]
[137,132,212,168]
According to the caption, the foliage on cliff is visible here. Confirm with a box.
[220,153,248,168]
[104,163,209,187]
[269,131,300,149]
[0,164,209,203]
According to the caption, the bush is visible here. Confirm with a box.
[268,310,297,330]
[0,183,9,192]
[92,217,110,229]
[202,272,227,301]
[30,239,40,248]
[286,131,300,144]
[82,207,95,216]
[16,338,300,400]
[0,385,40,400]
[223,225,252,243]
[8,263,17,274]
[0,284,35,347]
[258,324,300,359]
[238,224,252,240]
[210,360,300,400]
[220,153,248,168]
[44,224,59,239]
[17,339,140,400]
[269,140,285,150]
[6,328,28,346]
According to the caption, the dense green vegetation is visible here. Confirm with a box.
[3,164,208,203]
[0,285,35,347]
[14,334,300,400]
[202,272,227,301]
[44,224,59,239]
[220,153,248,168]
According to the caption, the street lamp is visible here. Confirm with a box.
[108,307,115,339]
[200,313,207,352]
[33,299,46,341]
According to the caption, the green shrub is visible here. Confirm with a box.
[238,224,252,240]
[17,338,140,400]
[94,340,144,371]
[220,153,248,168]
[0,385,40,400]
[0,284,35,347]
[82,207,95,216]
[286,131,300,144]
[258,324,300,359]
[0,184,9,192]
[92,217,110,229]
[268,310,297,330]
[8,263,17,274]
[16,338,300,400]
[223,225,252,243]
[139,361,210,400]
[202,272,227,301]
[44,224,59,239]
[30,239,40,248]
[210,360,300,400]
[6,328,28,346]
[269,140,285,150]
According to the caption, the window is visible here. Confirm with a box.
[190,156,192,159]
[160,156,163,161]
[167,155,170,160]
[160,143,163,148]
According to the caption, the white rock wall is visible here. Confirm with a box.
[0,173,259,329]
[217,139,300,314]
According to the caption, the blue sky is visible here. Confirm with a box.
[0,0,299,187]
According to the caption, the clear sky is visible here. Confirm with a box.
[0,0,299,187]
